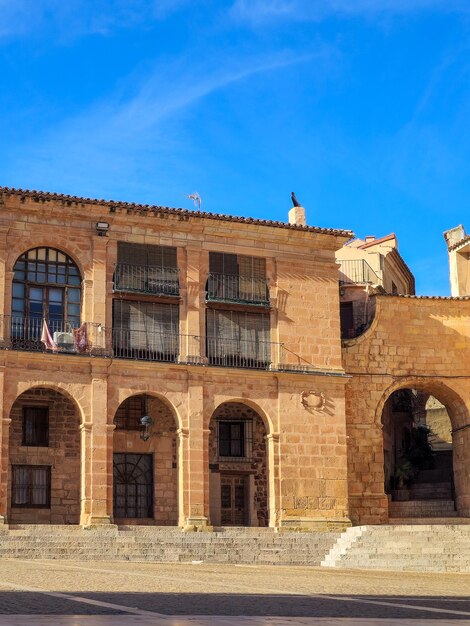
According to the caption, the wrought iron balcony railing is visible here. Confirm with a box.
[0,316,321,373]
[337,259,382,286]
[206,336,272,370]
[114,264,180,296]
[0,316,106,355]
[111,328,182,363]
[207,273,269,306]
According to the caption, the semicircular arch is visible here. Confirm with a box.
[374,377,469,432]
[110,391,182,431]
[9,244,87,281]
[6,383,86,425]
[208,398,273,435]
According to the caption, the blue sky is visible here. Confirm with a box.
[1,0,470,294]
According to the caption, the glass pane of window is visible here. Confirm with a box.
[37,248,46,261]
[12,298,25,313]
[49,288,63,303]
[12,283,24,297]
[68,289,80,303]
[23,408,49,447]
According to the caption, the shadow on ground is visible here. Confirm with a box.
[0,592,468,619]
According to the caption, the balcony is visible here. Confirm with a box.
[206,336,272,370]
[206,273,269,306]
[111,328,182,363]
[114,264,180,297]
[111,330,275,370]
[337,259,382,286]
[0,317,106,355]
[0,317,308,373]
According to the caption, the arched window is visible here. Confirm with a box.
[12,248,82,329]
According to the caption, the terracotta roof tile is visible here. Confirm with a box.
[448,235,470,251]
[0,186,354,238]
[379,294,468,300]
[358,233,396,249]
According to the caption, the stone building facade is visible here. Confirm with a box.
[0,187,352,530]
[1,187,469,531]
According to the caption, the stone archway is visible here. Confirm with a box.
[376,378,470,521]
[8,387,81,524]
[112,393,178,525]
[208,402,269,527]
[382,388,456,519]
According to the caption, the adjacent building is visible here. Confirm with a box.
[336,233,415,338]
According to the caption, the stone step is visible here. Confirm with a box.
[321,524,470,573]
[0,526,341,565]
[389,500,457,517]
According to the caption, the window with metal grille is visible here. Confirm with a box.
[113,453,153,519]
[218,420,253,460]
[113,300,179,360]
[115,243,179,296]
[114,395,146,430]
[207,252,268,305]
[22,407,49,446]
[11,465,51,508]
[206,309,271,367]
[12,247,82,336]
[118,243,177,268]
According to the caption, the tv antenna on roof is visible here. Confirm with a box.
[187,192,202,211]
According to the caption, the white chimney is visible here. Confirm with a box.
[288,206,306,227]
[364,236,376,243]
[443,225,466,250]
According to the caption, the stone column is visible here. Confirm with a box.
[92,236,109,328]
[184,375,210,529]
[106,423,116,521]
[265,432,281,527]
[0,366,10,525]
[81,366,112,525]
[79,422,92,524]
[177,427,189,527]
[184,246,207,363]
[0,227,9,319]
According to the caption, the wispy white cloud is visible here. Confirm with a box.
[230,0,470,25]
[0,0,190,40]
[3,45,326,199]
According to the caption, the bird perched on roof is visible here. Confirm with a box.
[291,192,302,207]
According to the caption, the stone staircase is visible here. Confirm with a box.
[0,525,340,565]
[2,523,470,572]
[321,524,470,572]
[389,499,457,518]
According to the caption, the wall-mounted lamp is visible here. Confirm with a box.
[95,221,110,237]
[140,396,153,441]
[140,415,153,441]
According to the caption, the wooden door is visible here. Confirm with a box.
[220,475,247,526]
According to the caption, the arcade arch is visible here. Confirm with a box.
[112,393,179,525]
[208,402,269,527]
[7,386,82,524]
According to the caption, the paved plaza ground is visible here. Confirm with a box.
[0,560,466,625]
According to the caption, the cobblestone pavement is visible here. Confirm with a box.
[0,560,467,625]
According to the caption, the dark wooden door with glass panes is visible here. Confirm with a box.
[220,475,247,526]
[113,453,153,519]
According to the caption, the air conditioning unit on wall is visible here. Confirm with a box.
[53,331,74,350]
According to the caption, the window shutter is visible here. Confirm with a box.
[118,243,177,269]
[118,242,147,266]
[114,300,178,354]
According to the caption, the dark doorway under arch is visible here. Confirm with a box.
[382,388,456,519]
